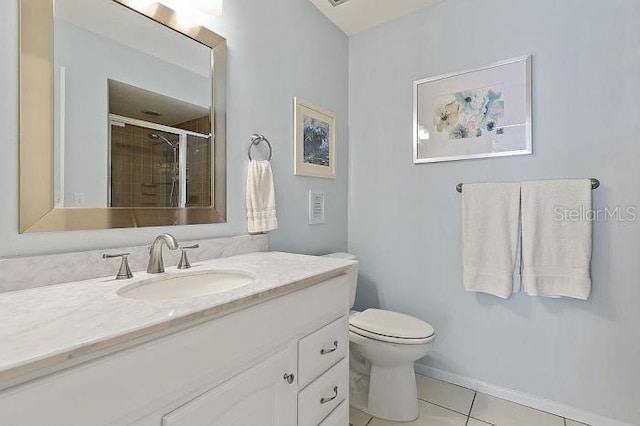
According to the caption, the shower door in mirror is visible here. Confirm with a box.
[109,120,212,209]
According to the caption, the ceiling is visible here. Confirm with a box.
[109,80,210,127]
[308,0,442,35]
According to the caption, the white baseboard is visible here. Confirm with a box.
[414,363,631,426]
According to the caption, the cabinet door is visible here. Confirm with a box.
[162,345,297,426]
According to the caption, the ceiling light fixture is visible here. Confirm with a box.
[127,0,223,27]
[128,0,157,13]
[159,0,223,28]
[192,0,223,17]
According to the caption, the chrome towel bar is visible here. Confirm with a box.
[456,178,600,193]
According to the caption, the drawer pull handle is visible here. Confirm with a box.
[320,386,338,404]
[283,373,295,384]
[320,341,338,355]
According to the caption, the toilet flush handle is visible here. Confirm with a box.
[320,341,338,355]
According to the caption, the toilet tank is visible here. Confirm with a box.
[323,252,358,309]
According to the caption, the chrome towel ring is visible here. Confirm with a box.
[248,134,273,161]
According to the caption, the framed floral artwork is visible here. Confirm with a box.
[413,56,532,164]
[294,97,336,178]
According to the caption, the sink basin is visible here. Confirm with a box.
[118,270,255,301]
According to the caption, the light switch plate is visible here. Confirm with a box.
[309,190,326,225]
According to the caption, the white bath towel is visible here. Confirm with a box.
[462,182,522,299]
[246,160,278,234]
[521,179,592,299]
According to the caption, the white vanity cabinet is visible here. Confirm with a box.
[0,274,350,426]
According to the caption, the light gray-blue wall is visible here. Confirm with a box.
[0,0,348,257]
[348,0,640,423]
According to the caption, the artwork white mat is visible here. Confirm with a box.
[294,97,336,178]
[413,56,532,163]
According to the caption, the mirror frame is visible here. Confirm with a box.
[19,0,227,232]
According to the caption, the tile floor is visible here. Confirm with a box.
[349,376,589,426]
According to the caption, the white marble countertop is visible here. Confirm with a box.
[0,251,355,386]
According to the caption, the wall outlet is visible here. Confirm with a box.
[309,190,326,225]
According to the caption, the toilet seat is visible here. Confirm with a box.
[349,309,435,345]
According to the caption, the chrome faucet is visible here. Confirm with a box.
[147,234,179,274]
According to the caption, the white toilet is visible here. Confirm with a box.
[325,253,435,422]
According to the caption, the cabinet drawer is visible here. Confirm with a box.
[319,401,348,426]
[298,357,348,426]
[298,316,348,387]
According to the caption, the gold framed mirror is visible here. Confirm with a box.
[19,0,227,232]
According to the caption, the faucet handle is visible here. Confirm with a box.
[103,253,133,280]
[177,244,199,270]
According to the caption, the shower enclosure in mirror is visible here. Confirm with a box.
[107,81,212,209]
[109,120,212,209]
[19,0,227,232]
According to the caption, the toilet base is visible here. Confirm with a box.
[366,363,419,422]
[350,333,432,422]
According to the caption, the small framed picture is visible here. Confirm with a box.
[413,55,532,163]
[294,97,336,178]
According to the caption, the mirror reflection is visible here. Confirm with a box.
[53,0,213,209]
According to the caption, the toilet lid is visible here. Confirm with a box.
[349,309,435,341]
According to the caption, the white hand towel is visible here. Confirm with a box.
[462,182,522,299]
[521,179,592,299]
[246,160,278,234]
